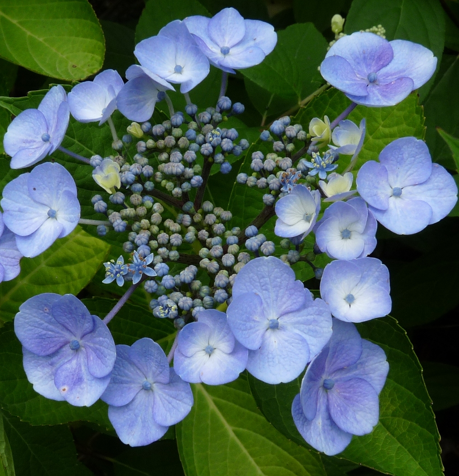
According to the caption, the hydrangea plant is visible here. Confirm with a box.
[0,1,458,475]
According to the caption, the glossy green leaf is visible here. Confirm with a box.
[0,416,15,476]
[0,226,110,323]
[345,0,445,101]
[0,324,111,429]
[1,409,82,476]
[250,317,443,476]
[240,23,328,109]
[136,0,209,42]
[422,361,459,411]
[293,0,352,33]
[0,0,105,81]
[177,375,327,476]
[437,128,459,172]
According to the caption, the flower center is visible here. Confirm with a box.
[344,293,355,305]
[69,339,80,351]
[174,64,183,74]
[303,212,313,223]
[205,344,215,355]
[268,319,279,330]
[392,187,402,197]
[47,208,57,218]
[367,72,378,83]
[341,229,351,239]
[220,46,230,55]
[41,133,50,142]
[323,378,335,390]
[142,380,152,390]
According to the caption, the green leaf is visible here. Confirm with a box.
[240,23,328,110]
[1,409,82,476]
[437,128,459,172]
[113,442,184,476]
[0,415,15,476]
[422,361,459,411]
[101,21,135,77]
[0,226,110,323]
[293,0,352,33]
[136,0,210,43]
[0,324,112,429]
[0,108,9,155]
[345,0,445,100]
[0,0,105,81]
[249,317,443,476]
[176,375,327,476]
[197,0,269,21]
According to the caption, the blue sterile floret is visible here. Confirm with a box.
[103,256,129,286]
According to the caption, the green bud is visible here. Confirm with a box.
[144,200,153,209]
[149,240,159,249]
[172,128,183,138]
[193,213,202,223]
[127,122,143,138]
[280,239,291,249]
[146,139,156,149]
[164,136,176,148]
[158,152,169,162]
[178,137,189,149]
[156,140,165,150]
[286,143,295,153]
[166,182,175,192]
[331,14,345,35]
[120,208,136,219]
[149,225,159,235]
[199,248,210,258]
[130,194,142,206]
[193,164,202,175]
[140,219,150,229]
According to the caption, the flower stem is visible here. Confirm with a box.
[103,282,140,325]
[79,218,111,226]
[149,188,184,210]
[330,102,358,130]
[167,331,180,364]
[193,157,213,211]
[278,84,330,121]
[107,116,119,142]
[58,146,91,164]
[164,93,175,116]
[183,92,192,105]
[219,71,228,99]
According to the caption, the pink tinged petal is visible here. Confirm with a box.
[28,162,77,207]
[68,82,110,122]
[83,316,116,378]
[239,19,277,55]
[370,196,432,235]
[226,292,267,350]
[51,294,94,337]
[403,164,458,224]
[333,340,389,395]
[326,32,393,76]
[346,77,414,107]
[22,347,66,401]
[54,350,111,406]
[357,161,391,210]
[117,76,160,122]
[38,85,67,129]
[281,298,332,361]
[177,321,213,357]
[101,345,144,407]
[231,256,306,318]
[326,319,362,373]
[300,347,329,420]
[379,137,432,187]
[197,310,235,354]
[129,338,170,384]
[173,347,209,383]
[14,293,72,355]
[292,392,352,456]
[320,56,369,96]
[0,229,22,281]
[328,377,379,435]
[381,40,437,89]
[48,101,69,152]
[199,341,248,385]
[108,391,168,446]
[152,369,193,426]
[15,218,63,258]
[208,7,246,48]
[94,69,124,96]
[247,327,310,384]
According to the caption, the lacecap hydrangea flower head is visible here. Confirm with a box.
[320,32,437,107]
[227,257,332,384]
[292,319,389,455]
[357,137,458,235]
[14,294,116,406]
